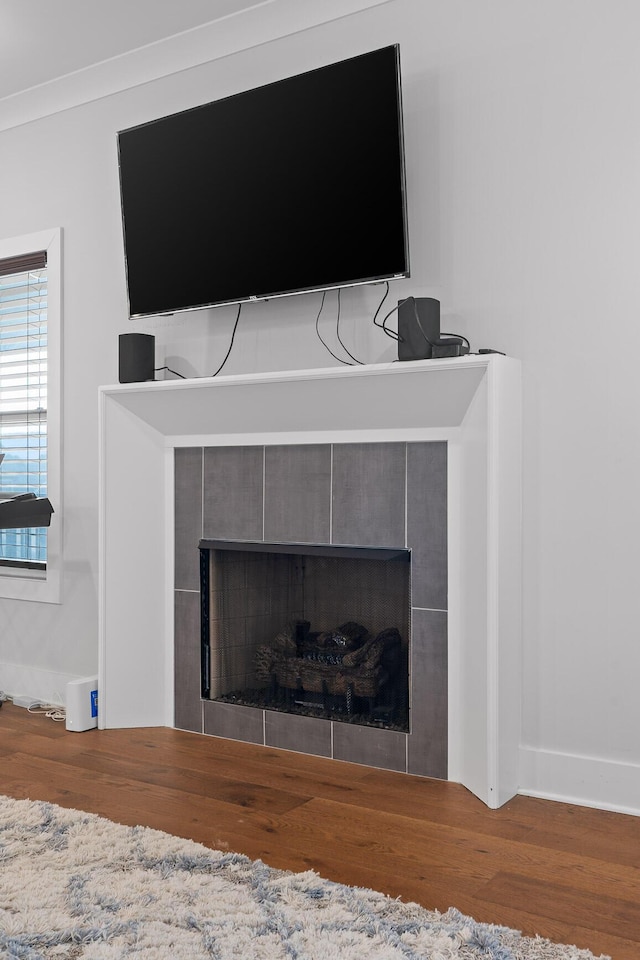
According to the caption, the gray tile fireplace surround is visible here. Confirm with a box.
[174,441,448,780]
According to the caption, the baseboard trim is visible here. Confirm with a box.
[519,745,640,817]
[0,661,80,707]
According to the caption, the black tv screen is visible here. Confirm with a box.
[118,45,409,319]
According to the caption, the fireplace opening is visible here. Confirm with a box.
[200,540,411,732]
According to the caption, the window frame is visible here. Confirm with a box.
[0,227,62,603]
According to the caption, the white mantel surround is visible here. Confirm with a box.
[98,355,521,809]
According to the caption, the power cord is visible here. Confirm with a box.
[371,281,393,339]
[335,288,363,365]
[28,702,66,722]
[155,303,244,381]
[211,302,243,376]
[315,291,354,365]
[155,365,186,379]
[374,293,416,343]
[0,691,65,721]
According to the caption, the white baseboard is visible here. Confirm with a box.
[0,661,82,707]
[519,745,640,817]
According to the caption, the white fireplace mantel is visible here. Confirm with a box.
[98,355,521,808]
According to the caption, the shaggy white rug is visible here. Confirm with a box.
[0,794,609,960]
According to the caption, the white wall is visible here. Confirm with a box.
[1,0,639,813]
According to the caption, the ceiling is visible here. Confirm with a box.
[0,0,265,101]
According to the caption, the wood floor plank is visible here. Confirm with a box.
[1,703,637,959]
[477,872,640,944]
[59,748,312,815]
[278,796,640,895]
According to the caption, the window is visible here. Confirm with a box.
[0,228,61,603]
[0,250,48,567]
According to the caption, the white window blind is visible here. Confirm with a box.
[0,250,48,566]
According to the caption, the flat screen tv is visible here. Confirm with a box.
[117,44,409,319]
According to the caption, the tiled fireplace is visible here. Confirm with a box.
[99,357,521,808]
[174,441,448,778]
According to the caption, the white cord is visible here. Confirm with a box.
[0,692,65,721]
[27,703,67,722]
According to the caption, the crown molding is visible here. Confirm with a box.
[0,0,392,133]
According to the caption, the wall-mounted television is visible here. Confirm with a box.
[117,44,409,319]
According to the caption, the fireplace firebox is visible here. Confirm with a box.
[199,540,411,731]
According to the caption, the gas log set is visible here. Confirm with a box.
[251,619,408,728]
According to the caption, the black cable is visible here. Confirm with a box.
[382,304,401,340]
[375,294,417,342]
[211,302,242,377]
[335,288,363,364]
[155,365,186,379]
[315,291,354,365]
[371,281,391,336]
[411,296,440,348]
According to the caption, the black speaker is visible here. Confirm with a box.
[118,333,155,383]
[397,297,440,361]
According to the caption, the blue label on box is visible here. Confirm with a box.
[91,689,98,718]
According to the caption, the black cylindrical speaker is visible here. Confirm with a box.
[118,333,155,383]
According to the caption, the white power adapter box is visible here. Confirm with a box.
[65,676,98,732]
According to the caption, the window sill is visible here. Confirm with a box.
[0,566,60,603]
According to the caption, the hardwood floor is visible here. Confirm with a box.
[1,702,638,959]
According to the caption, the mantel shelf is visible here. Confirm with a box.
[100,356,495,440]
